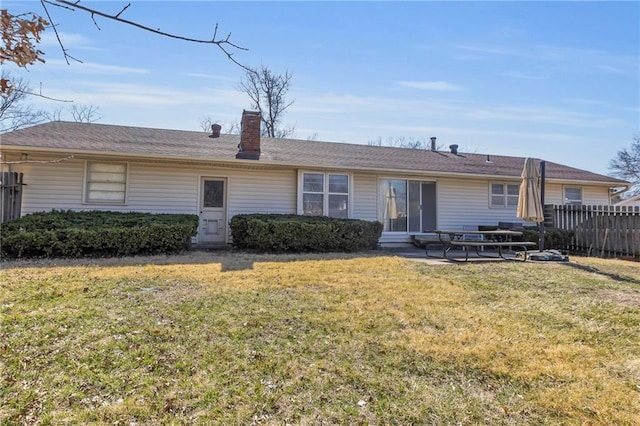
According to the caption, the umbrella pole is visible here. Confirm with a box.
[538,161,546,251]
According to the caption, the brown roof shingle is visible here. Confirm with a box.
[0,121,626,185]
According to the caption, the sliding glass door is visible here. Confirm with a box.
[379,179,436,232]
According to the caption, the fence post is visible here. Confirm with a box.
[1,172,24,224]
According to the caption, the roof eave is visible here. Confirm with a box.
[0,145,627,187]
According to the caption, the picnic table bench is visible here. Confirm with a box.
[423,229,536,262]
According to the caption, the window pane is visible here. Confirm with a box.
[328,174,348,193]
[203,180,224,208]
[89,172,126,183]
[491,195,504,207]
[89,182,126,192]
[565,188,582,205]
[380,179,407,232]
[328,194,348,218]
[507,185,519,195]
[408,181,421,232]
[303,193,323,216]
[303,173,323,193]
[88,190,126,201]
[507,196,519,207]
[89,163,126,174]
[491,184,504,195]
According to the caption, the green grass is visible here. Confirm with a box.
[1,252,639,424]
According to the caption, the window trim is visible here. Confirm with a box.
[83,161,129,205]
[298,171,352,218]
[563,186,583,206]
[489,182,519,209]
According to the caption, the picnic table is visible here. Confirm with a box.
[424,229,536,262]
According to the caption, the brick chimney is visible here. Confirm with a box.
[236,110,261,160]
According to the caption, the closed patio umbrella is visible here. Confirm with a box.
[517,158,545,251]
[517,158,544,222]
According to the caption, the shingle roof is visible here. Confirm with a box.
[0,121,626,185]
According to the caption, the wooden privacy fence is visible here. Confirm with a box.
[546,204,640,259]
[1,172,25,224]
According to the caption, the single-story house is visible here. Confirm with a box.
[616,193,640,207]
[0,110,629,247]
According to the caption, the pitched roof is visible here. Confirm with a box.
[1,121,626,185]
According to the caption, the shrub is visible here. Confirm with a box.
[521,226,574,249]
[1,210,199,258]
[230,214,383,253]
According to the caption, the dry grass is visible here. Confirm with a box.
[1,252,639,425]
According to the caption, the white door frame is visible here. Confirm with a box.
[198,176,228,245]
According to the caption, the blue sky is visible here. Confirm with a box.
[4,1,639,176]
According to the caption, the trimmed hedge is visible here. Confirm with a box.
[230,214,383,253]
[1,210,199,258]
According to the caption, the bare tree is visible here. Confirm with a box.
[44,104,101,123]
[47,107,63,121]
[368,136,444,150]
[0,70,48,132]
[609,134,640,183]
[238,65,295,138]
[69,104,101,123]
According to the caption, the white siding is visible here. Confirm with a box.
[225,168,296,217]
[128,165,198,213]
[582,186,610,205]
[437,177,524,230]
[13,160,86,213]
[13,160,296,217]
[544,183,610,205]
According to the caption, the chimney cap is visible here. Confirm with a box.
[209,123,222,138]
[242,109,261,118]
[449,144,459,155]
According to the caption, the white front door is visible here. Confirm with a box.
[199,177,227,244]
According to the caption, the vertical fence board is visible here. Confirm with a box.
[551,204,640,260]
[0,172,24,224]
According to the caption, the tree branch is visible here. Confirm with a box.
[48,0,251,71]
[18,88,73,103]
[40,0,83,65]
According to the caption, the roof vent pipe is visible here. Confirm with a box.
[209,124,222,138]
[430,137,437,151]
[449,144,459,155]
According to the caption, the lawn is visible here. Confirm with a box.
[1,252,639,425]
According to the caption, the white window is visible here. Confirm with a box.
[300,172,349,218]
[490,183,519,208]
[85,162,127,204]
[564,187,583,206]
